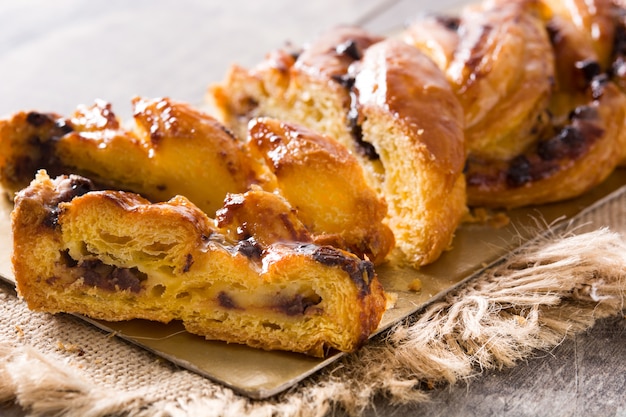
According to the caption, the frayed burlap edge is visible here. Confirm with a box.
[1,226,624,417]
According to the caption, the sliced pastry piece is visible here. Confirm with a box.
[210,29,467,267]
[12,171,387,357]
[245,117,394,265]
[0,97,393,263]
[210,26,384,147]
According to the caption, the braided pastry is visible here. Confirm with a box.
[12,171,386,357]
[1,97,394,356]
[0,97,266,215]
[403,0,626,208]
[6,0,626,358]
[246,117,394,264]
[544,0,626,164]
[0,97,392,264]
[211,29,467,266]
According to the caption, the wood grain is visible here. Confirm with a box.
[361,316,626,417]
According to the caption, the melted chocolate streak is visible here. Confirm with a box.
[467,71,608,188]
[43,177,95,228]
[329,39,380,161]
[612,24,626,76]
[306,245,375,297]
[60,251,146,293]
[19,112,74,185]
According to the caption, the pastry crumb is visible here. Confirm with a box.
[57,340,86,356]
[408,278,422,292]
[464,207,510,228]
[385,292,398,309]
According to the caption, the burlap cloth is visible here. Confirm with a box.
[1,184,626,417]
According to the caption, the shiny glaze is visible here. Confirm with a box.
[215,188,312,247]
[355,39,466,180]
[405,0,555,161]
[542,0,617,69]
[71,99,120,131]
[1,97,265,215]
[404,0,626,208]
[0,111,72,193]
[247,117,394,264]
[248,117,354,174]
[294,26,383,82]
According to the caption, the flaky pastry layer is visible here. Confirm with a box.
[12,171,387,357]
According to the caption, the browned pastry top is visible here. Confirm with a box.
[355,39,466,182]
[294,26,384,82]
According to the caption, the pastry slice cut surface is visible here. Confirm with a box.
[11,171,387,357]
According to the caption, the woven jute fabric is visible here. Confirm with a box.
[1,187,625,417]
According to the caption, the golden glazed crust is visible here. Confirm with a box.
[246,117,394,264]
[0,97,267,215]
[353,39,467,265]
[404,0,626,208]
[404,0,555,161]
[543,0,626,166]
[465,81,626,207]
[210,28,467,266]
[0,97,393,264]
[542,0,617,71]
[12,171,387,357]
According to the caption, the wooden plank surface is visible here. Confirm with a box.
[0,0,384,117]
[363,315,626,417]
[0,1,625,416]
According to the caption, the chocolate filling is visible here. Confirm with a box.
[576,59,602,83]
[43,176,95,229]
[63,253,146,293]
[611,24,626,78]
[335,39,363,61]
[182,253,194,273]
[347,89,380,160]
[234,96,259,119]
[505,155,534,187]
[235,237,264,260]
[545,20,561,46]
[434,14,461,31]
[329,42,380,161]
[26,111,54,127]
[536,125,587,161]
[274,293,322,316]
[9,114,74,188]
[217,291,240,310]
[467,99,605,190]
[301,244,375,296]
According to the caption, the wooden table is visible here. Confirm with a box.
[1,1,624,416]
